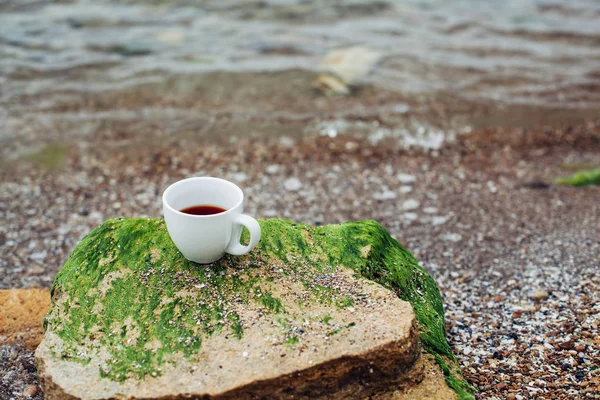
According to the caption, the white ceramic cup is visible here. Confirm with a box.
[162,177,261,264]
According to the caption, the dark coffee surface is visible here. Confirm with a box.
[180,205,226,216]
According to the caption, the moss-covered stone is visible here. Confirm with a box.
[43,218,472,399]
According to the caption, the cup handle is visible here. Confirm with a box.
[225,213,261,256]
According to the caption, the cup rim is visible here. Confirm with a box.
[162,177,244,218]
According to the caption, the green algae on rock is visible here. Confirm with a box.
[554,168,600,187]
[40,217,472,399]
[260,219,472,399]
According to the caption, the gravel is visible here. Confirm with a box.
[1,86,599,399]
[0,345,39,400]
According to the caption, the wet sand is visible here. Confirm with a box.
[1,70,600,399]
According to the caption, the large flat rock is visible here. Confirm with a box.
[36,218,466,399]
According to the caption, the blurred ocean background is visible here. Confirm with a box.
[2,0,600,103]
[2,0,600,156]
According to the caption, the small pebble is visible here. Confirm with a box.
[560,340,574,350]
[442,232,462,242]
[29,251,47,261]
[265,165,279,174]
[396,173,416,184]
[373,190,396,200]
[283,178,302,191]
[431,216,449,226]
[23,385,37,397]
[28,266,45,275]
[401,199,420,211]
[230,172,247,182]
[531,290,549,301]
[403,212,418,221]
[279,136,294,147]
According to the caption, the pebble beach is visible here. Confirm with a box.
[2,95,599,399]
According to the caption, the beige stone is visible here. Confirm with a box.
[0,289,50,349]
[37,266,425,399]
